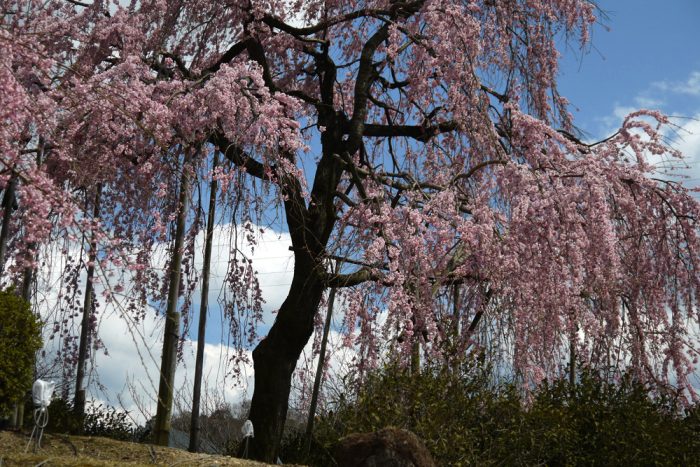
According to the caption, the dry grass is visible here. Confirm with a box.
[0,430,290,466]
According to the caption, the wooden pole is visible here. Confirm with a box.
[304,286,336,454]
[189,153,218,452]
[74,184,102,418]
[153,153,191,446]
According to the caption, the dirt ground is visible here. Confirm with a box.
[0,430,293,466]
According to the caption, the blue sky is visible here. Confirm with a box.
[559,0,700,141]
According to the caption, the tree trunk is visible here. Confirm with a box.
[189,153,218,453]
[153,155,191,446]
[21,258,33,301]
[16,261,34,429]
[0,172,17,277]
[243,257,325,462]
[74,184,101,418]
[1,173,19,428]
[410,340,420,376]
[569,326,576,387]
[14,144,43,430]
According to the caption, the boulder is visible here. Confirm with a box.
[334,426,436,467]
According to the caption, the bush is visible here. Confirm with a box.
[295,362,700,466]
[27,397,135,441]
[83,403,136,441]
[284,359,503,465]
[34,397,83,434]
[510,372,696,466]
[0,288,42,416]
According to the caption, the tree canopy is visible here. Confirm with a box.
[2,0,699,461]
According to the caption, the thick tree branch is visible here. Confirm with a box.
[281,171,311,253]
[361,120,458,141]
[324,268,380,288]
[465,288,492,339]
[334,190,357,207]
[210,133,267,181]
[452,159,508,183]
[204,39,251,76]
[159,51,192,79]
[348,24,391,147]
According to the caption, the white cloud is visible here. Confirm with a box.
[594,70,700,141]
[75,308,255,426]
[634,95,664,108]
[280,0,317,30]
[667,115,700,187]
[595,104,636,139]
[31,222,361,427]
[593,110,700,191]
[654,71,700,96]
[189,223,295,321]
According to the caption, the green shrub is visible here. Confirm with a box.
[83,403,136,441]
[28,397,135,441]
[34,397,83,434]
[285,359,506,466]
[0,288,42,416]
[294,363,700,466]
[511,372,696,466]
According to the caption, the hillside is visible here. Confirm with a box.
[0,430,288,466]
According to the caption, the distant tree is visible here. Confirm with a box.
[172,403,244,454]
[2,0,700,462]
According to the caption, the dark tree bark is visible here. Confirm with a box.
[228,6,427,461]
[0,172,17,276]
[244,253,327,461]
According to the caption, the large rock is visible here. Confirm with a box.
[334,427,436,467]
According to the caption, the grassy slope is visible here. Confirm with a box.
[0,430,289,466]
